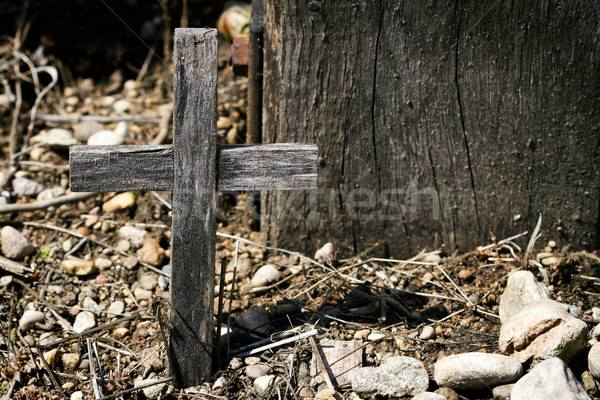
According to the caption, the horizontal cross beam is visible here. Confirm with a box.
[69,143,318,192]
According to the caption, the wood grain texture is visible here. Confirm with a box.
[69,143,317,191]
[262,0,600,257]
[170,27,217,387]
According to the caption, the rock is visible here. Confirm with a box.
[581,371,599,396]
[158,265,170,290]
[354,329,371,340]
[94,257,112,270]
[367,331,386,341]
[412,393,446,400]
[118,225,147,248]
[73,121,105,141]
[226,126,239,144]
[12,177,43,196]
[112,327,131,338]
[217,116,233,130]
[0,275,12,286]
[434,387,459,400]
[315,242,334,262]
[352,356,429,398]
[136,238,165,266]
[434,352,522,389]
[457,269,473,280]
[1,226,34,259]
[43,348,58,365]
[250,264,281,287]
[245,356,261,365]
[492,383,514,400]
[62,353,81,369]
[62,239,73,252]
[82,297,103,313]
[499,270,550,323]
[246,364,273,379]
[107,301,125,316]
[314,388,336,400]
[60,257,96,276]
[73,311,96,333]
[592,324,600,340]
[71,391,83,400]
[135,377,169,399]
[31,128,77,148]
[254,374,275,395]
[235,305,271,335]
[420,325,436,340]
[592,307,600,320]
[499,299,588,363]
[87,129,125,145]
[102,192,136,212]
[139,273,158,290]
[38,333,58,346]
[589,342,600,379]
[113,99,131,113]
[511,357,591,400]
[37,187,65,201]
[134,287,153,301]
[19,310,45,331]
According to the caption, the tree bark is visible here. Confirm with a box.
[262,0,600,257]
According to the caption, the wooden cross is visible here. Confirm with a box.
[69,28,317,387]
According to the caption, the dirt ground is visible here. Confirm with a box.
[0,35,599,400]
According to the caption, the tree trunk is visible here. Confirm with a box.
[262,0,600,257]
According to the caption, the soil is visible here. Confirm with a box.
[0,30,599,400]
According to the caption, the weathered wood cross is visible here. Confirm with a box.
[69,28,317,387]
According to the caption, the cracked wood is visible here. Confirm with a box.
[69,143,317,192]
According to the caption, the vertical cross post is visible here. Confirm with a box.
[171,28,217,386]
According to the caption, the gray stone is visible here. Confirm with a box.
[118,225,147,248]
[589,342,600,379]
[412,393,446,400]
[492,384,514,399]
[499,270,550,323]
[254,374,275,395]
[19,310,45,331]
[135,377,169,399]
[419,325,436,340]
[62,353,81,369]
[70,391,83,400]
[133,287,153,301]
[434,352,522,390]
[139,272,158,290]
[82,297,103,314]
[314,242,334,262]
[73,121,105,141]
[246,364,273,379]
[31,128,77,148]
[511,357,590,400]
[592,324,600,340]
[235,305,271,335]
[0,275,12,287]
[433,387,459,400]
[352,356,429,398]
[72,311,96,333]
[37,187,65,201]
[107,301,125,317]
[1,226,34,259]
[499,299,588,363]
[87,130,125,146]
[250,264,281,287]
[592,307,600,321]
[12,177,44,196]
